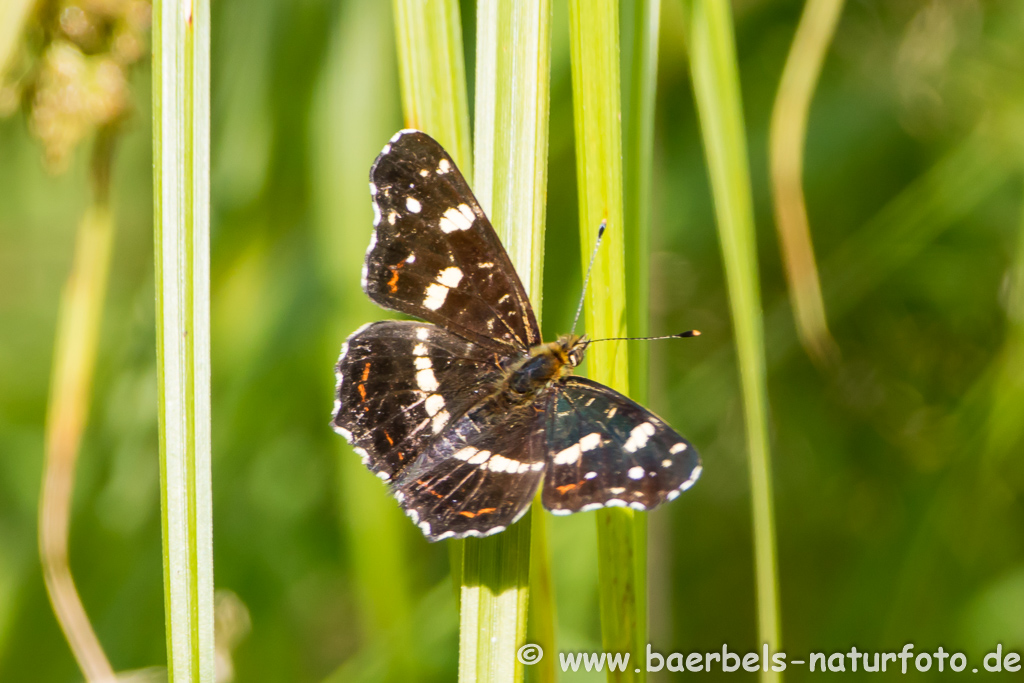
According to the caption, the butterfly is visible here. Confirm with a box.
[332,129,701,541]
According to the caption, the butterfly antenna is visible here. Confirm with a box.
[587,330,701,344]
[571,220,607,334]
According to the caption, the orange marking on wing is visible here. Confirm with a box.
[357,384,367,401]
[556,483,578,494]
[361,362,371,382]
[458,507,497,518]
[387,267,400,293]
[384,431,394,446]
[416,479,444,499]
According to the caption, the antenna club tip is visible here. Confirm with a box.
[680,330,701,337]
[598,220,607,237]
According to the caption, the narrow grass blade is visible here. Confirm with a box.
[622,0,661,404]
[461,2,554,681]
[392,0,473,172]
[153,1,215,680]
[39,183,117,683]
[568,2,646,680]
[768,0,844,366]
[685,1,782,679]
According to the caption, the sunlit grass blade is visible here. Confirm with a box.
[39,155,117,682]
[622,0,661,404]
[153,1,215,680]
[685,1,781,680]
[393,0,472,173]
[768,0,844,366]
[461,2,554,682]
[568,2,646,681]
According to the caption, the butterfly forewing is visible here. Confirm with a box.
[390,399,547,541]
[365,130,539,351]
[541,377,702,515]
[333,321,503,482]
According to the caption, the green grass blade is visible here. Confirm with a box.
[461,2,554,682]
[568,2,646,681]
[768,0,844,366]
[153,1,215,680]
[622,0,661,404]
[685,2,781,680]
[392,0,473,173]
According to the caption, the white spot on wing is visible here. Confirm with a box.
[438,205,474,233]
[437,158,451,174]
[628,466,645,480]
[468,449,491,465]
[406,197,422,213]
[416,368,439,392]
[414,356,432,370]
[662,459,673,468]
[431,410,449,434]
[424,393,445,416]
[423,283,449,310]
[436,266,463,288]
[553,443,581,465]
[553,432,602,466]
[377,471,391,481]
[388,210,398,225]
[584,471,597,480]
[405,253,416,263]
[369,182,377,196]
[623,422,656,453]
[412,343,428,356]
[416,327,429,340]
[454,446,478,461]
[670,442,688,454]
[487,454,530,473]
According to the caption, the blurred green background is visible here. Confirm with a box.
[2,0,1024,680]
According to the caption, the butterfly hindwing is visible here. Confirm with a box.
[391,399,547,541]
[365,130,539,352]
[333,320,503,482]
[541,377,702,515]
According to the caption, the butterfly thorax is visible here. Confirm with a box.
[506,334,587,395]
